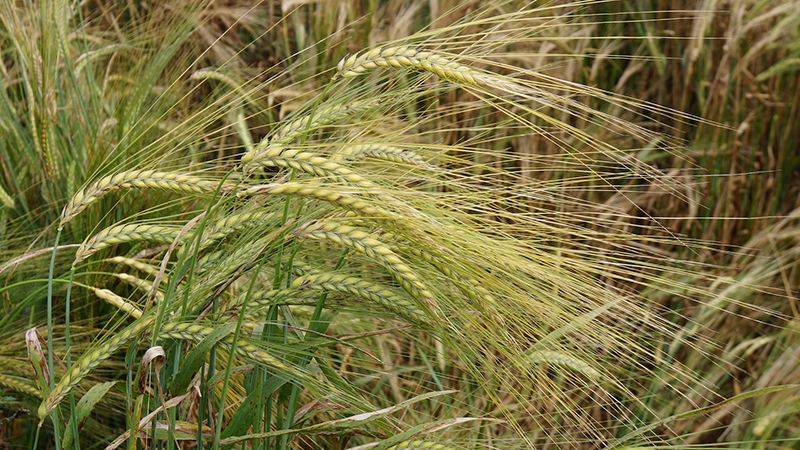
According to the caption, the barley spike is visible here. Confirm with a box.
[296,222,439,315]
[75,223,183,263]
[39,316,155,419]
[61,170,237,224]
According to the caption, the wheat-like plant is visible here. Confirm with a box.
[75,223,183,263]
[61,170,237,224]
[4,1,797,449]
[295,221,440,316]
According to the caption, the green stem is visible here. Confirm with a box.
[212,251,272,450]
[279,248,348,449]
[64,267,80,450]
[46,225,62,450]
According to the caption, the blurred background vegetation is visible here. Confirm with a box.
[0,0,798,449]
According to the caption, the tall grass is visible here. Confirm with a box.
[1,0,798,449]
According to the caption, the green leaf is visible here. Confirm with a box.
[369,417,486,450]
[220,390,458,445]
[62,381,118,449]
[168,323,235,395]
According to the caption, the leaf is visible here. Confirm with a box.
[368,417,489,450]
[62,381,118,449]
[220,390,458,445]
[25,327,50,394]
[219,374,293,450]
[105,390,193,450]
[169,323,234,395]
[137,346,165,395]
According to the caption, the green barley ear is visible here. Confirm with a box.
[0,185,14,209]
[240,99,384,171]
[38,316,155,419]
[61,170,237,225]
[295,221,440,316]
[75,223,183,263]
[89,287,144,319]
[290,272,427,322]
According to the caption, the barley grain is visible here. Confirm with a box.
[405,246,496,307]
[0,373,42,399]
[158,322,297,375]
[202,210,278,248]
[292,272,425,321]
[524,350,600,379]
[112,273,163,303]
[108,256,161,277]
[336,47,480,84]
[335,144,432,168]
[242,148,378,190]
[195,235,277,274]
[388,440,452,450]
[241,100,381,169]
[336,46,550,101]
[240,182,392,219]
[0,185,15,209]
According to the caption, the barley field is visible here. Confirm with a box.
[0,1,798,449]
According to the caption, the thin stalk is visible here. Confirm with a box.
[212,251,272,450]
[64,267,80,450]
[166,170,237,450]
[279,248,348,449]
[45,225,62,449]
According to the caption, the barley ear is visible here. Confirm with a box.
[61,170,237,225]
[75,223,183,263]
[296,221,440,316]
[89,286,144,318]
[38,317,155,419]
[0,185,15,209]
